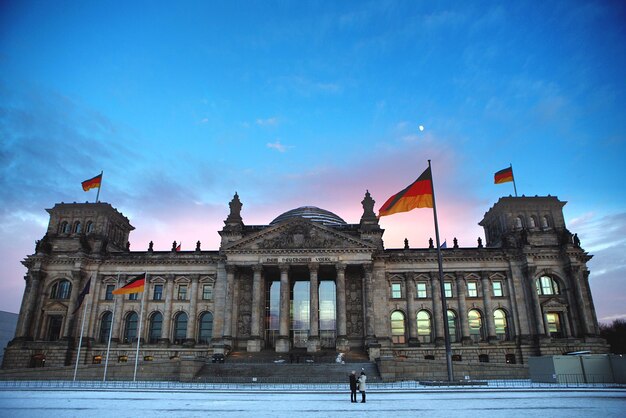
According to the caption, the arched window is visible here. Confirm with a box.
[494,309,509,341]
[173,312,188,344]
[447,310,458,343]
[536,276,560,295]
[515,216,523,229]
[60,221,70,234]
[468,309,484,342]
[86,221,94,234]
[198,312,214,344]
[417,310,432,343]
[124,312,138,343]
[541,215,550,228]
[50,280,72,299]
[74,221,82,234]
[529,216,537,228]
[148,312,162,344]
[99,311,112,343]
[390,311,406,344]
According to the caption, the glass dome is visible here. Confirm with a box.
[270,206,347,226]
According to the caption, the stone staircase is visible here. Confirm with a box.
[195,349,380,383]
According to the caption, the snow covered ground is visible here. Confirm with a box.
[0,386,625,417]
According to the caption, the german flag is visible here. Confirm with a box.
[378,167,433,217]
[81,173,102,191]
[112,274,145,295]
[494,167,514,184]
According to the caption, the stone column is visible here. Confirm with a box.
[406,276,419,346]
[571,265,594,336]
[455,273,471,345]
[63,270,82,339]
[335,263,349,351]
[186,275,199,345]
[160,276,174,344]
[481,272,497,342]
[222,265,236,346]
[247,265,264,352]
[276,264,291,353]
[16,271,44,339]
[529,276,546,336]
[431,272,444,346]
[111,275,125,343]
[363,264,376,343]
[307,263,320,353]
[86,273,102,341]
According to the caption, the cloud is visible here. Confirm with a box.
[256,117,278,127]
[266,140,291,153]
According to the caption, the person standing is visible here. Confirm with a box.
[358,371,367,403]
[349,370,358,403]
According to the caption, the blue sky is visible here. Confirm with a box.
[1,1,625,321]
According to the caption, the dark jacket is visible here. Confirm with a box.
[349,373,358,390]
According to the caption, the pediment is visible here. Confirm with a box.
[223,218,376,252]
[541,297,566,309]
[43,301,68,312]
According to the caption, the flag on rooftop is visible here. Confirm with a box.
[378,167,433,217]
[112,273,146,295]
[81,173,102,191]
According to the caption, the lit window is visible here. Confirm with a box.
[467,281,478,297]
[546,312,563,338]
[391,283,402,299]
[153,284,163,301]
[202,284,213,300]
[391,311,406,344]
[447,310,458,343]
[416,282,427,298]
[105,285,114,300]
[468,309,483,342]
[494,309,508,340]
[537,276,560,295]
[417,310,431,343]
[444,282,453,298]
[178,284,188,300]
[492,281,503,297]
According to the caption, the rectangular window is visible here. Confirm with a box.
[129,293,138,301]
[416,282,427,298]
[444,282,453,298]
[202,284,213,300]
[177,284,188,300]
[153,284,163,301]
[467,281,478,297]
[391,283,402,299]
[105,285,114,300]
[492,281,503,297]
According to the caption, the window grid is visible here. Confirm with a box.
[178,284,188,300]
[202,284,213,300]
[153,284,163,301]
[391,283,402,299]
[467,281,478,297]
[416,282,427,298]
[444,282,453,298]
[492,281,503,297]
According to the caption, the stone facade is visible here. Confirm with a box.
[2,193,608,371]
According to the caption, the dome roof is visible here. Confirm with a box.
[270,206,347,226]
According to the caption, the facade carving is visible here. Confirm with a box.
[2,195,608,370]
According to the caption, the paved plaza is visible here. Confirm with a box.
[1,387,625,417]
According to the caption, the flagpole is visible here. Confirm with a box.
[95,170,103,203]
[428,160,454,382]
[510,164,518,197]
[103,273,119,382]
[133,273,147,382]
[73,298,89,381]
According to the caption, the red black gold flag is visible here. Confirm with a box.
[81,173,102,191]
[378,167,433,217]
[112,274,146,295]
[494,167,514,184]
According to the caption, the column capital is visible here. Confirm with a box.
[278,263,290,274]
[335,263,346,273]
[252,264,263,273]
[308,262,319,273]
[225,265,237,274]
[362,263,373,274]
[454,271,465,281]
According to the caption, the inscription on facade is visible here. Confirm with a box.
[261,256,339,264]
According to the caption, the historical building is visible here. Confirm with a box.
[2,192,608,370]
